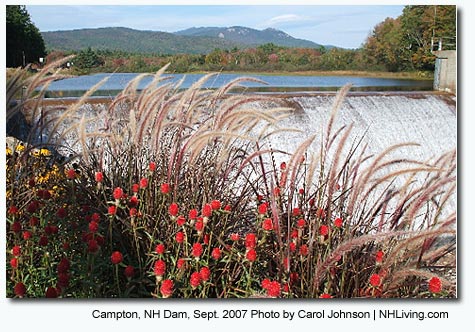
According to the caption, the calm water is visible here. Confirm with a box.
[44,72,433,97]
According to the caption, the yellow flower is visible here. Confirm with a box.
[6,147,13,156]
[15,143,25,152]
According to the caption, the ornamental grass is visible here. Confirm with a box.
[6,58,456,298]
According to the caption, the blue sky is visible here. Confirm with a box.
[25,5,404,49]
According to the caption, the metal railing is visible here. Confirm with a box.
[431,37,456,51]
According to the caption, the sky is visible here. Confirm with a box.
[25,4,405,49]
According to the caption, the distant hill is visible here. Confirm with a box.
[175,26,323,49]
[41,26,326,54]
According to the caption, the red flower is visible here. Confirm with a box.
[11,221,21,233]
[199,266,211,281]
[298,188,304,195]
[149,161,156,172]
[191,243,203,258]
[261,278,271,289]
[280,162,287,170]
[188,209,198,220]
[369,274,381,287]
[89,221,99,233]
[175,231,185,244]
[319,225,329,236]
[202,204,212,217]
[12,245,21,257]
[45,287,58,298]
[258,203,268,215]
[266,281,281,297]
[429,277,442,294]
[160,279,174,298]
[139,177,148,189]
[245,233,256,249]
[297,218,306,228]
[129,208,137,217]
[299,244,309,256]
[37,189,51,200]
[95,171,103,182]
[169,203,179,216]
[290,229,298,239]
[230,233,240,242]
[246,248,257,262]
[155,243,165,255]
[224,204,232,212]
[113,187,124,200]
[334,217,343,228]
[66,168,76,179]
[190,272,201,288]
[195,219,204,232]
[57,258,70,274]
[39,235,49,246]
[375,250,384,264]
[129,196,139,207]
[124,265,135,278]
[203,234,210,245]
[292,207,301,216]
[211,200,221,210]
[319,293,332,298]
[14,282,26,297]
[56,207,67,219]
[174,215,184,227]
[91,213,101,222]
[132,183,139,193]
[211,247,221,260]
[273,187,281,196]
[262,218,274,231]
[10,258,18,269]
[22,231,31,240]
[8,205,19,215]
[108,205,117,215]
[29,217,39,227]
[154,260,166,277]
[160,183,170,194]
[289,242,296,252]
[176,258,185,269]
[26,200,40,213]
[111,251,123,265]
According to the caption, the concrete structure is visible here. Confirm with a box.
[433,50,456,93]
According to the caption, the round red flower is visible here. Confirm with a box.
[175,215,185,226]
[289,242,296,252]
[202,204,212,217]
[261,278,271,289]
[45,287,58,298]
[10,258,18,269]
[8,205,19,215]
[26,200,40,213]
[199,266,211,281]
[11,221,21,233]
[175,231,185,244]
[14,282,26,297]
[155,243,165,255]
[66,168,76,179]
[230,233,240,242]
[195,219,204,232]
[38,235,49,246]
[23,231,32,240]
[292,207,301,216]
[91,213,101,222]
[87,239,99,253]
[169,203,179,216]
[246,248,257,262]
[139,177,148,189]
[12,245,21,257]
[211,200,221,210]
[188,209,198,220]
[111,251,123,265]
[190,272,201,288]
[160,279,174,298]
[369,273,381,287]
[129,208,137,217]
[266,281,281,297]
[375,250,384,263]
[113,187,124,200]
[149,161,156,172]
[299,244,309,256]
[319,293,332,298]
[334,217,343,228]
[428,277,442,294]
[280,162,287,170]
[211,247,221,260]
[95,171,103,182]
[224,204,231,212]
[57,257,70,273]
[176,258,185,269]
[154,260,166,276]
[297,218,306,228]
[131,183,139,193]
[262,218,274,231]
[124,265,135,278]
[89,221,99,233]
[191,243,203,258]
[108,205,117,215]
[160,183,170,194]
[319,225,329,236]
[56,207,67,219]
[245,233,256,249]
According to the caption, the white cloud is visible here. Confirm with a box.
[265,14,309,26]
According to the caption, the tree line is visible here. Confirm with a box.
[7,5,455,74]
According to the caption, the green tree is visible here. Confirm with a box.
[6,5,46,68]
[74,47,104,70]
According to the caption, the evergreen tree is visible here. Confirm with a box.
[6,5,46,68]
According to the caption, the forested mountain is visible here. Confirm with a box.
[175,26,323,49]
[42,26,325,54]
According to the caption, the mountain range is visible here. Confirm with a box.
[41,26,327,55]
